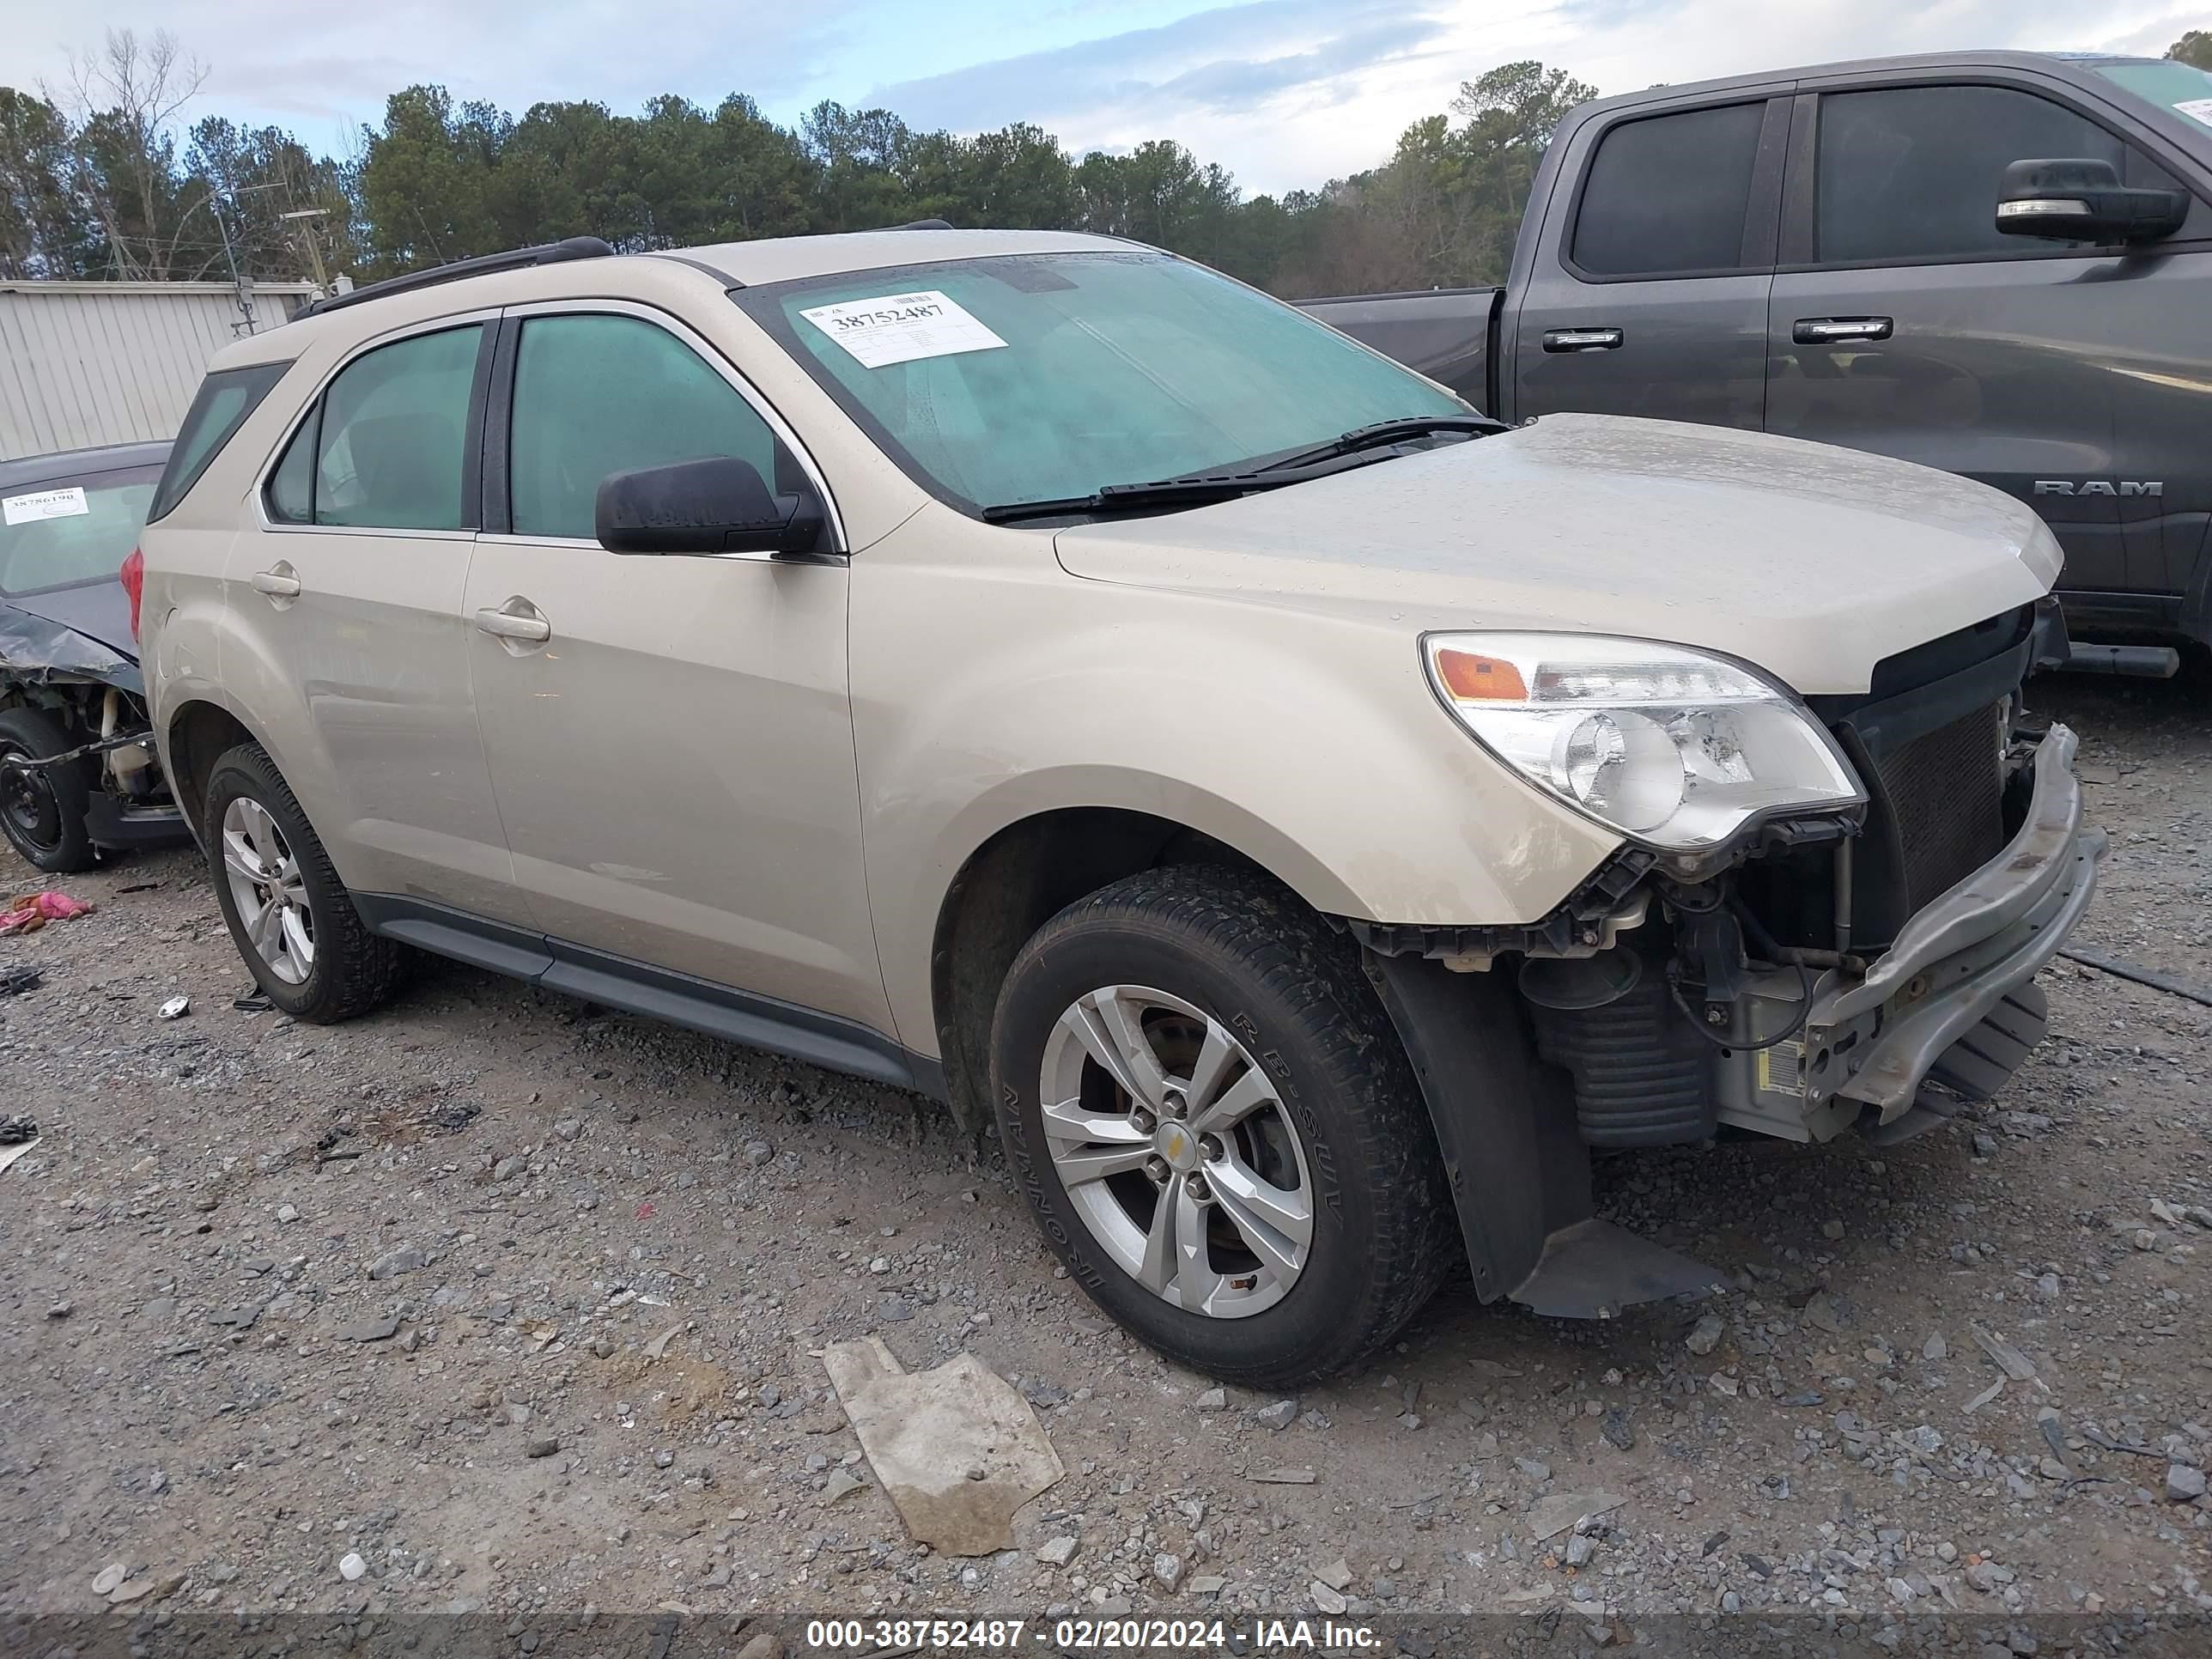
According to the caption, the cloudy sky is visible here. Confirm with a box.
[4,0,2203,192]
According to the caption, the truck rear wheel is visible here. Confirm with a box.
[990,864,1455,1386]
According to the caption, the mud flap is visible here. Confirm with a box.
[1367,952,1725,1317]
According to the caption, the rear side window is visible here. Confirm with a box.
[0,465,161,594]
[1571,103,1767,276]
[507,313,787,539]
[148,362,289,521]
[267,325,483,531]
[1816,86,2130,263]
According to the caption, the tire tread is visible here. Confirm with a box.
[998,862,1456,1384]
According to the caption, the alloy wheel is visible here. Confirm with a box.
[220,797,315,985]
[1039,984,1315,1318]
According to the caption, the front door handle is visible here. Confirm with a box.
[474,602,551,644]
[1793,317,1893,344]
[250,565,301,599]
[1542,327,1624,352]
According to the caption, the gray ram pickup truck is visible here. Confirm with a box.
[1306,51,2212,669]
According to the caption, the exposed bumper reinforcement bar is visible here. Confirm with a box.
[1818,722,2102,1120]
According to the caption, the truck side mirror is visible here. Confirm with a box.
[1995,157,2188,245]
[594,456,829,559]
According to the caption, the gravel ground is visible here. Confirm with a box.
[1,672,2207,1653]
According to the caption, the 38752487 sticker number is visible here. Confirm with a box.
[797,290,1008,368]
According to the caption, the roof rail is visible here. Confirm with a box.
[879,218,955,231]
[302,236,617,318]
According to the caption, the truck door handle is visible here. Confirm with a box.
[250,566,301,599]
[1542,327,1624,352]
[1793,317,1893,344]
[474,603,551,644]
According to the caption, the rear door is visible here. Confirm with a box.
[463,302,891,1035]
[230,317,526,924]
[1510,95,1790,429]
[1765,75,2208,604]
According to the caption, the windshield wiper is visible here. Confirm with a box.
[978,414,1510,526]
[1258,412,1508,472]
[980,418,1510,525]
[981,474,1268,524]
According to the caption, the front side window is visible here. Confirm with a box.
[507,313,787,540]
[1571,103,1768,276]
[0,465,161,594]
[270,325,483,532]
[742,252,1464,513]
[1816,86,2128,263]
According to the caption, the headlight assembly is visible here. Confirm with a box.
[1423,633,1864,850]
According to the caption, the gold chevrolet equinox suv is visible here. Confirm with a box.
[136,228,2101,1384]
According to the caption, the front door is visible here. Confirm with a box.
[462,305,891,1034]
[1510,97,1787,430]
[1765,79,2198,599]
[229,317,527,924]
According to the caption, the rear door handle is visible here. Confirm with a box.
[1793,317,1893,344]
[250,566,301,599]
[1542,327,1624,352]
[474,602,551,644]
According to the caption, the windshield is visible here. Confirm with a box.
[2088,58,2212,128]
[1,465,160,596]
[741,252,1467,513]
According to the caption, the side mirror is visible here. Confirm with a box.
[1995,157,2188,245]
[594,456,829,558]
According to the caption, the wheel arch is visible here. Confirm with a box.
[163,697,259,850]
[928,805,1304,1133]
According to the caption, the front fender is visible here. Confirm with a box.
[853,517,1620,1056]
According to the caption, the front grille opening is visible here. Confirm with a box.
[1736,702,2008,955]
[1870,702,2005,916]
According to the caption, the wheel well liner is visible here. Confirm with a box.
[165,700,255,847]
[929,807,1269,1132]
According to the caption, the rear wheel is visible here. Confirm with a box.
[991,864,1455,1386]
[0,707,95,874]
[204,743,401,1022]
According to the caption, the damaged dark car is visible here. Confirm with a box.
[0,441,189,872]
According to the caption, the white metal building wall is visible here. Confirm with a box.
[0,281,315,461]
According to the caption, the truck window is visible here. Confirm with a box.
[1571,103,1767,277]
[1815,86,2128,264]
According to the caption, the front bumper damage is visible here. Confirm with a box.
[1361,717,2100,1324]
[1717,722,2101,1142]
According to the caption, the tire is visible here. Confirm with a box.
[203,742,401,1023]
[0,706,96,874]
[991,863,1456,1386]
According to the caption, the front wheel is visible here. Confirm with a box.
[990,865,1455,1386]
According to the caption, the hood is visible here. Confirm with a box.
[1053,413,2060,696]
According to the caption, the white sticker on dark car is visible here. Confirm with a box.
[2,485,90,526]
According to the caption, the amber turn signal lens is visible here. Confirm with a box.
[1434,648,1527,702]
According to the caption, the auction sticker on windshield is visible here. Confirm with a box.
[3,486,89,526]
[2175,97,2212,127]
[799,290,1008,368]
